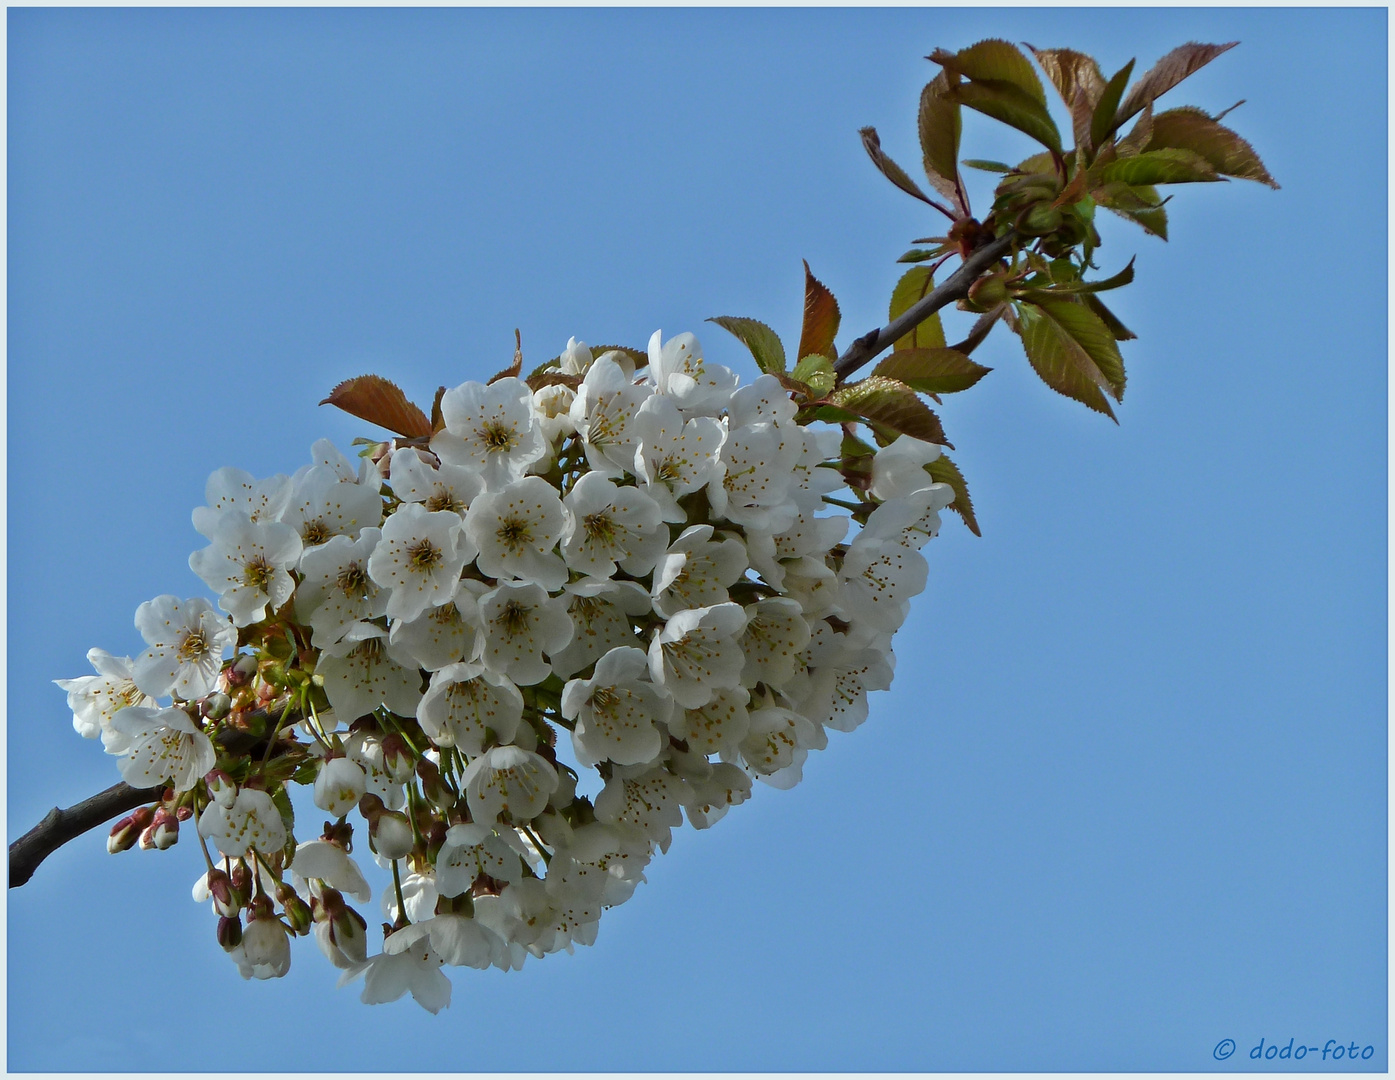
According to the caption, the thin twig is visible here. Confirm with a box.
[9,781,162,887]
[833,230,1017,382]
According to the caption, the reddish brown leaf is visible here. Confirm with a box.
[1027,45,1105,113]
[430,386,447,433]
[1148,106,1278,187]
[1116,41,1237,125]
[926,452,980,536]
[488,328,524,384]
[798,260,842,363]
[860,126,934,205]
[918,71,967,214]
[320,375,433,439]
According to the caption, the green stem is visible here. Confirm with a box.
[391,858,409,925]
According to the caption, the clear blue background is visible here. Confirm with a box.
[7,7,1386,1072]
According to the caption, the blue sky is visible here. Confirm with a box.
[7,7,1386,1072]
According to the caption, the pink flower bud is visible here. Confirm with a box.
[204,769,237,809]
[217,915,243,951]
[381,733,415,783]
[107,816,140,854]
[144,807,179,850]
[175,805,193,822]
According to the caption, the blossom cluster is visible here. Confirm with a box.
[57,330,954,1012]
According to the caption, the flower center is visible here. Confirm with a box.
[336,562,371,598]
[407,538,443,571]
[478,421,518,453]
[496,600,532,636]
[425,492,464,515]
[583,510,618,547]
[654,458,683,483]
[177,630,209,663]
[302,519,332,546]
[496,517,532,551]
[243,557,273,589]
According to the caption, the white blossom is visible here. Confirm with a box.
[478,581,573,687]
[108,705,216,792]
[707,421,801,534]
[340,941,451,1014]
[869,433,943,501]
[435,822,524,897]
[632,394,725,522]
[191,467,292,536]
[318,624,424,723]
[646,330,737,416]
[647,602,748,708]
[131,595,236,700]
[314,756,368,817]
[593,764,687,852]
[547,578,651,680]
[465,476,571,591]
[386,579,484,671]
[198,787,287,857]
[738,597,811,689]
[462,745,559,825]
[562,471,666,578]
[291,839,371,903]
[233,914,292,980]
[650,524,749,619]
[416,661,523,756]
[562,646,670,768]
[387,447,483,516]
[569,353,651,477]
[296,529,388,647]
[432,376,546,492]
[55,649,156,740]
[189,511,303,627]
[367,502,473,623]
[281,463,383,550]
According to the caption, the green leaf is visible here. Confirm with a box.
[798,261,841,363]
[897,247,947,263]
[1094,182,1169,239]
[1148,106,1279,187]
[859,126,934,205]
[707,316,787,375]
[1013,302,1118,420]
[873,347,992,394]
[888,267,947,351]
[792,354,836,397]
[1116,41,1238,126]
[1090,58,1135,148]
[1029,256,1135,294]
[926,452,980,536]
[962,158,1013,173]
[930,39,1048,108]
[829,375,950,446]
[1083,295,1136,341]
[1115,102,1154,158]
[813,404,862,425]
[918,71,964,211]
[949,80,1062,153]
[1032,296,1127,399]
[1100,147,1219,185]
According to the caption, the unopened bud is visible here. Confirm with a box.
[175,804,193,821]
[144,807,179,850]
[283,894,313,935]
[381,733,414,783]
[200,692,231,720]
[227,654,259,688]
[357,793,385,822]
[230,862,253,908]
[416,760,454,813]
[205,869,239,916]
[204,769,237,809]
[330,905,369,963]
[107,816,140,854]
[371,810,415,860]
[217,914,243,951]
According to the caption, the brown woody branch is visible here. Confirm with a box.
[9,781,161,887]
[833,230,1017,381]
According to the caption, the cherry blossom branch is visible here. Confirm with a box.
[9,781,161,887]
[833,230,1017,382]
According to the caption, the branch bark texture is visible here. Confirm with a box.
[9,781,161,887]
[834,231,1017,381]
